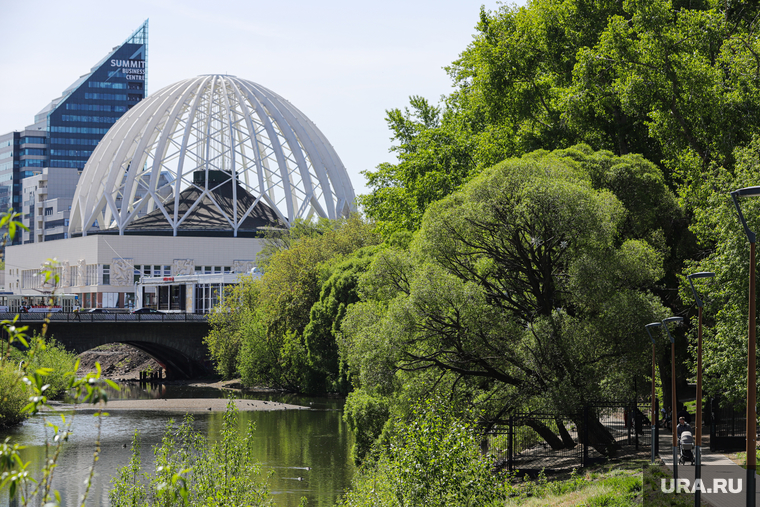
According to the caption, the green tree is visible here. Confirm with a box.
[343,147,675,457]
[359,97,476,237]
[302,245,383,394]
[363,0,760,238]
[210,215,382,392]
[678,138,760,405]
[575,0,760,196]
[205,277,259,379]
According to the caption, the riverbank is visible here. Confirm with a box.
[77,343,161,380]
[70,397,309,413]
[73,344,313,413]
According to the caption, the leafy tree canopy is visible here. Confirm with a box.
[342,147,675,458]
[680,138,760,405]
[210,214,382,392]
[362,0,760,235]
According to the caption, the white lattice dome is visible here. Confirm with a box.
[69,74,355,237]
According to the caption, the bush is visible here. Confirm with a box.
[0,336,77,427]
[339,399,511,507]
[0,363,28,427]
[110,401,274,506]
[22,337,79,399]
[343,389,390,463]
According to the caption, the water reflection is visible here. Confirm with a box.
[0,383,355,507]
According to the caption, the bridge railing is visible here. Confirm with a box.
[0,312,209,323]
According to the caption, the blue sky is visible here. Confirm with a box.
[0,0,526,199]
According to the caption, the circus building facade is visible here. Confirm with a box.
[4,75,355,312]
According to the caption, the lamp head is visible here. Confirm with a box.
[645,322,662,344]
[732,187,760,243]
[688,272,715,280]
[732,186,760,198]
[662,316,683,343]
[687,272,715,308]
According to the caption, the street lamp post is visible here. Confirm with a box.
[663,316,683,480]
[687,271,714,507]
[732,186,760,507]
[646,322,663,464]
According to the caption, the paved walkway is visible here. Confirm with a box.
[658,428,760,506]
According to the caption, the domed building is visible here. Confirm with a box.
[5,75,355,312]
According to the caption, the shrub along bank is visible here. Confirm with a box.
[0,335,78,427]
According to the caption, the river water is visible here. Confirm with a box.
[0,383,355,507]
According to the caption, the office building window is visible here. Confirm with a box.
[102,264,110,285]
[50,127,110,135]
[21,149,45,156]
[61,115,118,124]
[44,207,53,216]
[88,82,127,89]
[50,149,94,157]
[65,103,127,112]
[84,93,127,101]
[20,137,46,144]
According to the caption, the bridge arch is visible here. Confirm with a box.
[16,320,211,379]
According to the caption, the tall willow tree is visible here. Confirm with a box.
[342,146,677,458]
[206,215,382,393]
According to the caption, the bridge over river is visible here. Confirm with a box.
[1,313,211,379]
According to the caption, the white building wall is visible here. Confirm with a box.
[4,235,264,304]
[21,167,79,244]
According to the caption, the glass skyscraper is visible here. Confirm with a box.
[0,20,148,243]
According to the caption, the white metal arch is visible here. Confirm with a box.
[68,74,356,237]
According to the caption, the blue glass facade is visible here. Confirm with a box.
[46,20,148,171]
[0,133,43,214]
[0,20,148,244]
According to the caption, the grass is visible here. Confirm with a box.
[725,448,760,469]
[642,461,711,506]
[504,461,643,506]
[502,458,708,506]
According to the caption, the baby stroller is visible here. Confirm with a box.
[679,430,695,465]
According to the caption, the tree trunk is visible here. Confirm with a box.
[575,416,620,456]
[555,417,576,448]
[523,418,565,450]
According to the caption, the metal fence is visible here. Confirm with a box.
[485,401,653,473]
[709,398,746,452]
